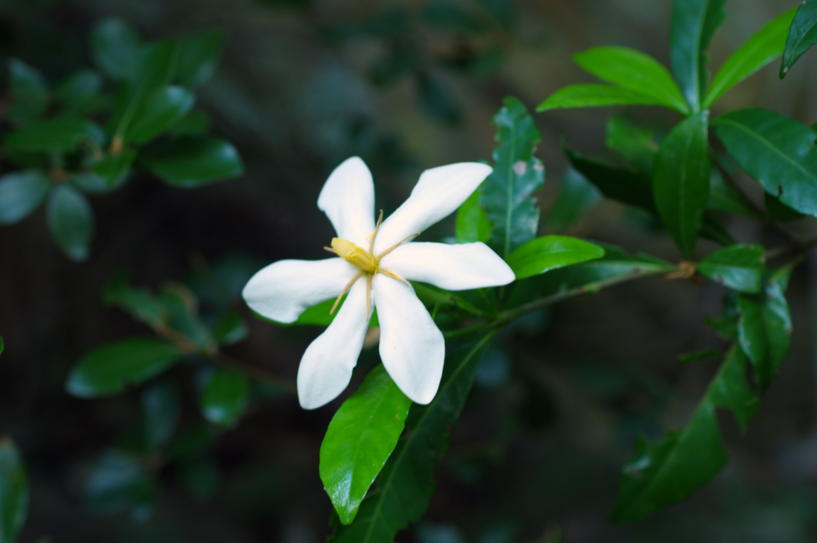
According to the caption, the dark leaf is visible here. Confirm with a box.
[542,168,601,232]
[0,439,28,543]
[780,0,817,77]
[91,19,143,80]
[176,31,225,88]
[125,86,196,144]
[56,70,102,112]
[141,382,181,450]
[199,369,250,427]
[7,59,49,123]
[605,115,658,172]
[84,450,156,516]
[142,137,243,187]
[697,244,764,294]
[46,185,94,261]
[0,171,50,225]
[4,116,100,154]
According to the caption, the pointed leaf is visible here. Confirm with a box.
[704,8,796,106]
[0,439,28,543]
[320,366,411,525]
[200,369,250,428]
[142,137,243,187]
[573,46,688,113]
[481,97,544,256]
[0,171,50,225]
[697,244,764,293]
[536,84,666,112]
[507,235,605,279]
[713,108,817,217]
[781,0,817,77]
[670,0,726,111]
[653,111,710,256]
[176,31,225,88]
[125,86,195,144]
[46,185,94,261]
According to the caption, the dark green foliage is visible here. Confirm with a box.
[46,185,94,261]
[0,171,50,225]
[506,236,605,279]
[697,244,764,294]
[200,369,250,428]
[781,0,817,77]
[0,440,28,543]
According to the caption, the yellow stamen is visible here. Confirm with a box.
[330,271,364,315]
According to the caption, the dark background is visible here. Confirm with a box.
[1,0,817,541]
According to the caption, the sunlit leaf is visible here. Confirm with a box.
[507,236,604,280]
[537,84,666,112]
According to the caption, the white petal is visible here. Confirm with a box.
[381,241,515,290]
[374,162,492,253]
[242,258,357,323]
[373,274,444,404]
[318,156,376,246]
[297,278,372,409]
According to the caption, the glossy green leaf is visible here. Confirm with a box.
[320,366,411,525]
[66,338,180,398]
[329,336,494,542]
[481,97,544,256]
[46,185,94,261]
[56,70,102,112]
[4,116,100,154]
[124,86,195,144]
[93,148,137,187]
[573,46,688,113]
[142,137,243,187]
[141,382,180,450]
[176,31,225,88]
[704,8,796,106]
[713,108,817,217]
[652,111,710,256]
[536,84,666,112]
[91,19,143,80]
[506,236,605,280]
[781,0,817,77]
[542,168,601,231]
[669,0,726,111]
[697,244,764,294]
[104,278,168,329]
[200,369,250,428]
[0,439,28,543]
[611,345,757,522]
[605,115,658,172]
[8,59,48,123]
[0,171,50,225]
[159,285,214,349]
[455,189,491,243]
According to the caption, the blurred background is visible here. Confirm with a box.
[2,0,817,541]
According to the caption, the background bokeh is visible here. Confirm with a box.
[2,0,817,541]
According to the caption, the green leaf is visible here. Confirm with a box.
[46,185,94,261]
[66,338,180,398]
[708,168,762,219]
[697,244,764,294]
[605,115,659,172]
[320,366,411,525]
[572,46,688,114]
[0,337,3,355]
[506,236,605,280]
[141,382,180,450]
[176,31,225,88]
[84,450,156,515]
[91,19,143,80]
[764,192,805,221]
[713,108,817,217]
[8,59,48,123]
[56,70,102,112]
[329,335,494,542]
[543,168,601,232]
[93,149,137,187]
[70,173,126,195]
[669,0,726,111]
[611,345,757,522]
[200,369,250,428]
[0,171,50,225]
[781,0,817,77]
[481,97,544,256]
[104,278,168,329]
[455,189,491,243]
[652,111,710,256]
[737,267,792,389]
[0,439,28,543]
[124,86,195,144]
[4,116,100,154]
[565,147,655,211]
[704,8,797,107]
[536,84,667,112]
[142,137,243,187]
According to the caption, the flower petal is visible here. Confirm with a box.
[242,258,357,323]
[374,162,492,253]
[297,278,371,409]
[373,274,444,404]
[381,241,515,290]
[318,156,376,247]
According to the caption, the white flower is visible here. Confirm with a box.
[242,157,514,409]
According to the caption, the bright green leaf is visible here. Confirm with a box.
[0,439,28,543]
[142,137,243,187]
[713,108,817,217]
[4,116,100,154]
[176,31,225,88]
[141,382,180,450]
[705,8,796,106]
[669,0,726,111]
[536,84,667,112]
[200,369,250,427]
[506,235,604,280]
[91,19,143,80]
[8,59,48,123]
[455,189,491,243]
[543,168,601,232]
[781,0,817,77]
[56,70,102,112]
[652,111,710,256]
[125,86,195,144]
[320,366,411,525]
[573,46,688,114]
[0,171,50,225]
[482,97,544,256]
[66,338,180,398]
[697,244,764,294]
[46,185,94,261]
